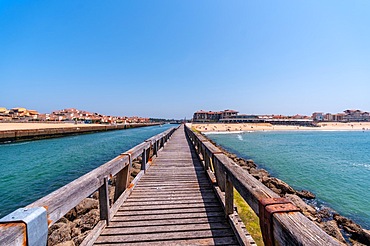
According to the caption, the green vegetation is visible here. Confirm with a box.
[191,127,200,133]
[234,190,264,246]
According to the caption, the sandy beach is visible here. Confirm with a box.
[190,122,370,132]
[0,122,104,131]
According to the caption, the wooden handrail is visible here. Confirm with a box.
[184,125,344,246]
[0,126,178,245]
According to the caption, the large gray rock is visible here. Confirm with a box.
[296,190,316,199]
[250,168,270,181]
[317,207,333,222]
[77,209,100,232]
[71,227,82,238]
[334,214,370,245]
[48,223,72,245]
[72,231,90,246]
[265,177,296,195]
[64,208,77,222]
[131,163,141,177]
[319,220,346,243]
[236,158,248,167]
[109,185,115,205]
[64,198,98,222]
[246,159,257,169]
[49,222,66,236]
[75,198,99,216]
[55,241,76,246]
[91,191,99,200]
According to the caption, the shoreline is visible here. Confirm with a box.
[191,122,370,133]
[200,131,370,245]
[0,122,160,143]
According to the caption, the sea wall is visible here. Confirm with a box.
[0,123,160,143]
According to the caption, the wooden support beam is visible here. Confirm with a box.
[225,172,234,216]
[99,177,110,225]
[141,148,147,172]
[114,162,131,202]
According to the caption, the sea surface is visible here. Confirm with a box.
[0,124,176,218]
[206,130,370,229]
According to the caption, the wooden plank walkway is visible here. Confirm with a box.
[94,125,241,245]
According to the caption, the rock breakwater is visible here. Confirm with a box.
[207,138,370,245]
[47,157,143,246]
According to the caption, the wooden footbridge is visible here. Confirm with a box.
[0,125,344,246]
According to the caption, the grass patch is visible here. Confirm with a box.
[234,189,264,246]
[191,127,200,133]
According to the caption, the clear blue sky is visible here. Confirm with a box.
[1,1,370,119]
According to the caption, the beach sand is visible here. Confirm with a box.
[0,122,103,131]
[189,122,370,132]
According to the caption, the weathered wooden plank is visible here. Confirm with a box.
[128,192,216,198]
[95,229,236,244]
[119,202,221,211]
[80,221,106,246]
[139,175,206,178]
[94,237,239,246]
[130,187,214,194]
[0,224,26,246]
[126,195,217,202]
[112,209,225,221]
[130,192,214,197]
[136,181,209,186]
[108,216,227,228]
[117,205,223,215]
[98,177,110,224]
[228,213,254,246]
[114,164,130,202]
[103,222,231,235]
[139,173,206,177]
[135,182,211,187]
[273,212,342,246]
[123,198,219,206]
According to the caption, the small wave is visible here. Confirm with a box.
[237,134,243,141]
[0,141,30,147]
[204,131,245,135]
[352,163,370,170]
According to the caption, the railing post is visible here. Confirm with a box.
[0,207,48,246]
[201,146,206,162]
[114,154,131,202]
[225,172,234,216]
[160,137,164,148]
[141,148,147,172]
[204,151,211,170]
[213,155,225,191]
[153,140,158,156]
[99,176,110,225]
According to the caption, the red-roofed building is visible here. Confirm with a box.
[193,109,238,122]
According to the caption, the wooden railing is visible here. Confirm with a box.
[184,125,344,246]
[0,126,178,246]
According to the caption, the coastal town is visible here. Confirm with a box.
[192,109,370,124]
[0,107,150,124]
[2,107,369,125]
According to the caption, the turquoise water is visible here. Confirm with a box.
[207,130,370,229]
[0,124,176,218]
